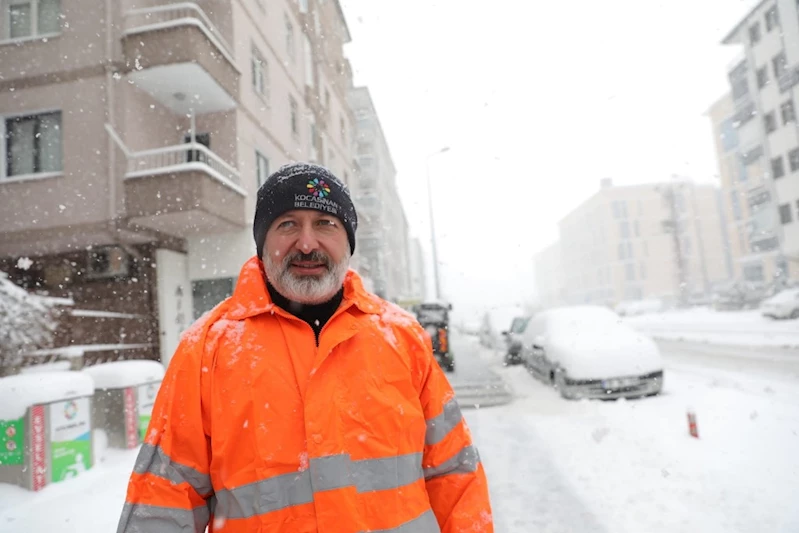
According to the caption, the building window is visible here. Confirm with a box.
[765,6,779,32]
[289,96,298,135]
[4,111,62,178]
[643,241,648,257]
[298,0,308,14]
[789,148,799,172]
[749,22,761,45]
[625,263,635,281]
[285,14,295,62]
[339,116,346,144]
[743,263,764,282]
[255,151,269,188]
[619,221,630,239]
[779,203,793,224]
[618,243,625,260]
[251,46,268,100]
[633,220,640,237]
[731,192,742,220]
[192,278,234,320]
[757,66,768,89]
[640,262,647,280]
[627,241,633,258]
[764,111,777,133]
[720,118,738,152]
[773,52,787,79]
[772,156,785,179]
[781,100,795,124]
[612,200,627,219]
[4,0,60,40]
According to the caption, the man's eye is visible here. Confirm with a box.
[278,220,295,229]
[318,219,337,226]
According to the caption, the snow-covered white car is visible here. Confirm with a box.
[519,305,663,400]
[760,288,799,320]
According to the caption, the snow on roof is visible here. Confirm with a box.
[0,372,95,420]
[83,360,165,390]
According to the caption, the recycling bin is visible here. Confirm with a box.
[84,361,165,449]
[0,372,95,491]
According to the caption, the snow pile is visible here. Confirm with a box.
[0,271,63,371]
[474,345,799,532]
[83,361,165,389]
[0,372,95,420]
[626,307,799,347]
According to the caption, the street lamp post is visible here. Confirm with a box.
[426,146,450,301]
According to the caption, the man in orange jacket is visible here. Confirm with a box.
[117,162,493,533]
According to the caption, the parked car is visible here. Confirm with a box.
[761,288,799,320]
[519,306,663,400]
[502,315,530,366]
[478,306,525,351]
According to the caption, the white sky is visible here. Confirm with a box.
[340,0,757,323]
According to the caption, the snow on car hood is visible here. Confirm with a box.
[548,329,663,381]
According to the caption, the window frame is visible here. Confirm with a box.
[3,0,60,41]
[779,203,793,225]
[255,150,269,189]
[2,108,63,182]
[251,45,269,101]
[771,155,786,179]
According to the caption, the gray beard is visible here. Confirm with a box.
[264,249,350,304]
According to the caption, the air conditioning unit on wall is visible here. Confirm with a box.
[86,246,129,279]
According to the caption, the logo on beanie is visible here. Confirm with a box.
[306,178,331,198]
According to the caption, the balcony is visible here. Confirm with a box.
[123,142,247,237]
[122,3,238,114]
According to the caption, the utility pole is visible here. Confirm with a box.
[426,146,450,301]
[661,182,688,307]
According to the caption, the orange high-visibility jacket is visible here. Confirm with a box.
[118,257,493,533]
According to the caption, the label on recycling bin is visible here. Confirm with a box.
[0,417,24,465]
[137,382,158,440]
[49,398,91,482]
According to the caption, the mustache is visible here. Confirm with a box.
[284,250,331,267]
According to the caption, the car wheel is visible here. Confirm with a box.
[791,309,799,320]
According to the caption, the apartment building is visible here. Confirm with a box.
[348,86,411,301]
[0,0,357,365]
[553,179,731,306]
[533,242,564,309]
[722,0,799,269]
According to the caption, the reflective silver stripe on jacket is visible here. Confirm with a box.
[423,445,480,480]
[117,502,210,533]
[425,398,463,445]
[362,509,441,533]
[214,452,425,519]
[133,443,213,496]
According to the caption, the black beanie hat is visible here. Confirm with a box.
[253,162,358,258]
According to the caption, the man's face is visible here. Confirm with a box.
[263,209,351,304]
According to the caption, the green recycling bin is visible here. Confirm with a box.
[0,372,95,491]
[84,361,165,449]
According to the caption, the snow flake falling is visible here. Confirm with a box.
[16,257,33,270]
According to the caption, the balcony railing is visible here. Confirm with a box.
[126,142,244,195]
[123,2,235,65]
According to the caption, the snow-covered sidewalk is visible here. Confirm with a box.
[625,307,799,348]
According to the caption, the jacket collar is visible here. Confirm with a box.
[225,256,381,320]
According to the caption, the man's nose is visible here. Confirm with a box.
[294,223,320,253]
